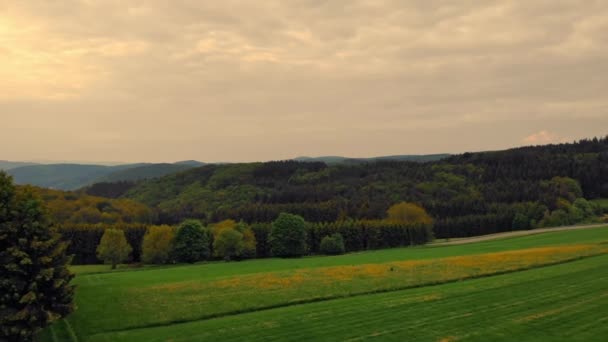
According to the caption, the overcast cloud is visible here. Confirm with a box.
[1,1,607,162]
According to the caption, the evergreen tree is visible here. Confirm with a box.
[0,172,75,341]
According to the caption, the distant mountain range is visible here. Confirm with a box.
[0,160,40,170]
[2,155,448,190]
[5,161,205,190]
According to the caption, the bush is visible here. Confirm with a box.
[270,213,307,257]
[142,225,175,264]
[319,233,345,255]
[173,220,211,263]
[96,229,132,269]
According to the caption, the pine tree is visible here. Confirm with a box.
[0,172,75,341]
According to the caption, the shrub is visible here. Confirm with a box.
[0,175,75,340]
[320,233,345,255]
[142,225,175,264]
[173,220,210,263]
[96,229,132,269]
[270,213,307,257]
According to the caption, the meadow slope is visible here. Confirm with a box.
[41,226,608,341]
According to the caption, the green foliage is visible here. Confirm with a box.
[319,233,345,255]
[541,176,584,209]
[270,213,307,257]
[213,228,244,260]
[59,224,148,264]
[512,213,530,230]
[0,172,74,340]
[96,229,132,269]
[142,225,176,264]
[173,220,211,263]
[250,223,272,257]
[539,198,598,227]
[307,220,433,253]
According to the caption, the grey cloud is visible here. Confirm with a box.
[1,1,607,162]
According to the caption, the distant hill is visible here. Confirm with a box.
[0,160,39,170]
[7,161,204,190]
[294,154,450,164]
[112,137,608,234]
[174,160,206,167]
[98,163,201,183]
[7,164,141,190]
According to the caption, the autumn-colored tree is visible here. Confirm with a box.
[386,202,433,224]
[0,173,75,340]
[240,227,257,259]
[96,229,132,269]
[213,228,243,260]
[142,225,175,264]
[212,219,237,237]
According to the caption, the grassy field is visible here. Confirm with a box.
[40,226,608,341]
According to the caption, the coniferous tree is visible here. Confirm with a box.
[0,172,75,341]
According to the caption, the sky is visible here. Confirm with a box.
[1,1,607,163]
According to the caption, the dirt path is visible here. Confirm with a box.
[431,223,608,246]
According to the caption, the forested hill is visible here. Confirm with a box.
[8,162,203,190]
[84,137,608,237]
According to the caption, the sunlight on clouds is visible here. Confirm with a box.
[523,131,568,145]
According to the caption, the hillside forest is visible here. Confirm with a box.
[18,136,608,264]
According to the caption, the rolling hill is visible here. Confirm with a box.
[0,160,39,170]
[7,161,204,190]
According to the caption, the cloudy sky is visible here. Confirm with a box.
[1,1,607,163]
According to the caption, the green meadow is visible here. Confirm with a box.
[41,226,608,341]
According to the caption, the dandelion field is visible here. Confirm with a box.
[41,226,608,341]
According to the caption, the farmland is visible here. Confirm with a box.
[40,226,608,341]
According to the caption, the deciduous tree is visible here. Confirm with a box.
[96,229,132,269]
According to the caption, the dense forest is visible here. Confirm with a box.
[74,137,608,239]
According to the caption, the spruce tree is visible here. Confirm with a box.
[0,172,75,341]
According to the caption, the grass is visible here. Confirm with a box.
[40,225,608,341]
[90,254,608,341]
